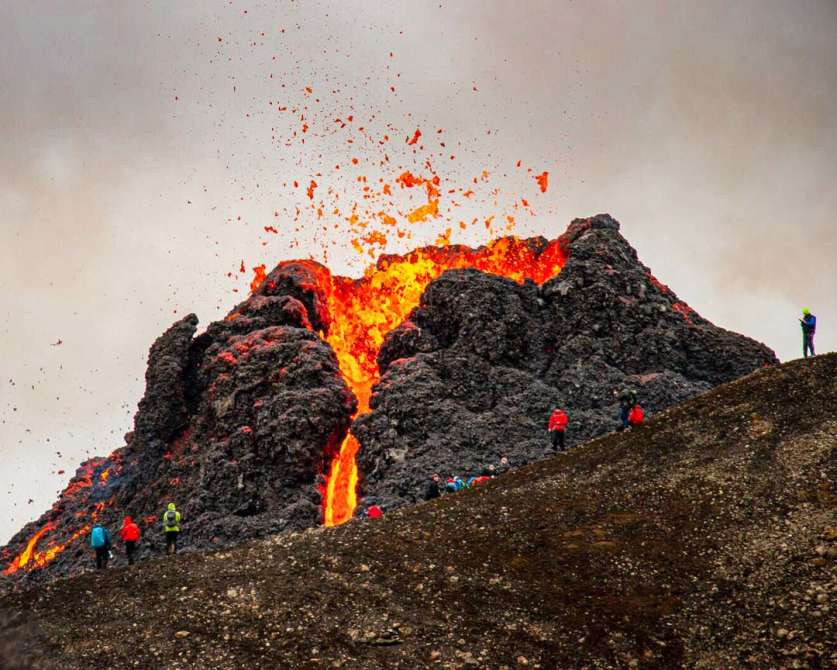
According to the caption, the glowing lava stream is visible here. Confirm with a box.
[314,237,566,526]
[3,501,108,575]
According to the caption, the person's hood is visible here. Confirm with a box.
[123,516,133,525]
[167,503,176,511]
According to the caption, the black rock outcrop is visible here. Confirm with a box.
[1,263,355,585]
[354,215,776,509]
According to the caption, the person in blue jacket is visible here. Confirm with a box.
[800,308,817,358]
[90,523,112,570]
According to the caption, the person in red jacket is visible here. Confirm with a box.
[367,504,383,519]
[628,404,645,427]
[119,516,141,565]
[548,407,569,452]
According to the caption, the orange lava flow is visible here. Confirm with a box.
[3,501,108,576]
[2,523,55,575]
[315,236,566,526]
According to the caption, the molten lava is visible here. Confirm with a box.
[4,452,120,575]
[3,501,108,576]
[258,237,566,526]
[2,524,55,575]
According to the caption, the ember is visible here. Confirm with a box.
[250,265,267,293]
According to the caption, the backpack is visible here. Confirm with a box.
[91,526,107,548]
[164,510,178,527]
[628,404,645,425]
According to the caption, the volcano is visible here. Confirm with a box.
[0,214,777,586]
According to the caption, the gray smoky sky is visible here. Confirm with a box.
[1,1,835,543]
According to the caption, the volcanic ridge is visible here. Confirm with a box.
[1,214,777,586]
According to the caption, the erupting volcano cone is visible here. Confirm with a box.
[265,236,568,526]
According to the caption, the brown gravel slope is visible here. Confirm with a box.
[2,353,835,670]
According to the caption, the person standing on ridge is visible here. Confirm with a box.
[162,503,181,555]
[617,388,637,431]
[119,516,141,565]
[90,523,111,570]
[800,308,817,358]
[548,407,569,452]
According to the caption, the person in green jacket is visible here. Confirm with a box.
[162,503,181,555]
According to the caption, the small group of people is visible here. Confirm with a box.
[443,474,492,492]
[89,502,182,570]
[422,456,512,501]
[615,389,645,432]
[546,390,645,453]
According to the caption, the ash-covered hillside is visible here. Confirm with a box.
[1,215,776,587]
[1,354,832,670]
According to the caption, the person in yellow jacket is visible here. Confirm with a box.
[162,503,181,555]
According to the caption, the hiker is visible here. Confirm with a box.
[424,473,442,501]
[800,308,817,358]
[367,504,383,519]
[617,388,637,431]
[162,503,181,555]
[548,407,569,452]
[628,403,645,427]
[90,523,111,570]
[119,516,140,565]
[496,456,511,475]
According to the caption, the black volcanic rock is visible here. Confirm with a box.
[2,355,832,670]
[1,264,355,587]
[249,261,332,333]
[121,324,355,546]
[132,314,198,451]
[354,215,777,510]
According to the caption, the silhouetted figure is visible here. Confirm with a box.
[424,474,442,501]
[800,308,816,358]
[617,388,637,431]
